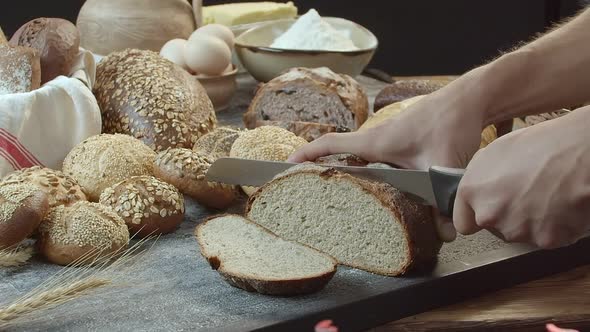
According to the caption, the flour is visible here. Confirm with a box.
[271,9,358,51]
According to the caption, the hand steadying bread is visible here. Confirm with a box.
[289,8,590,249]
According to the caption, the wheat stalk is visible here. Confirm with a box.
[0,246,33,267]
[0,236,156,328]
[0,278,110,322]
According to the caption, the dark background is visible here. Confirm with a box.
[1,0,587,75]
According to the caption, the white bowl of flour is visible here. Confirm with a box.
[234,10,378,82]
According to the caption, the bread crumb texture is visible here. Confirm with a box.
[94,49,217,150]
[100,176,184,225]
[2,166,86,207]
[0,45,34,94]
[0,183,37,222]
[40,201,129,248]
[230,126,307,161]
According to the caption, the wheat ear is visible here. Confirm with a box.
[0,247,33,267]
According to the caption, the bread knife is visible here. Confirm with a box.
[206,158,464,218]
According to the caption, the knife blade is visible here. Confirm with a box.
[206,158,465,218]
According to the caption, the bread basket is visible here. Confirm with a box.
[0,49,101,177]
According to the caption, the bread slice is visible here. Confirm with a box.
[246,164,442,276]
[196,215,337,295]
[249,119,350,142]
[0,45,41,95]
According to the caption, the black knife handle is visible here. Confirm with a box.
[429,166,465,218]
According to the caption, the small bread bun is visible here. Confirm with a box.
[192,127,241,159]
[0,182,49,249]
[230,126,307,196]
[2,166,87,208]
[154,148,237,209]
[38,201,129,265]
[62,134,156,202]
[100,176,184,237]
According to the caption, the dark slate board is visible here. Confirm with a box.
[2,74,589,332]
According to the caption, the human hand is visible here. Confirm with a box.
[288,83,489,242]
[453,107,590,249]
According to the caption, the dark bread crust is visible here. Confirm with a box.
[245,167,441,276]
[0,185,49,249]
[374,80,446,112]
[10,18,80,84]
[244,67,368,140]
[95,49,217,151]
[195,214,337,296]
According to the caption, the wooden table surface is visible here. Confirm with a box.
[370,75,590,332]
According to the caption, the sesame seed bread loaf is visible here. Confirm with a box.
[100,176,184,237]
[38,201,129,265]
[0,182,49,249]
[94,49,217,151]
[192,127,242,160]
[196,215,337,295]
[229,126,308,196]
[0,44,41,95]
[9,18,80,84]
[2,166,87,208]
[243,67,368,141]
[62,134,156,202]
[154,148,237,209]
[246,164,442,276]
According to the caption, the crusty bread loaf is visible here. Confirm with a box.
[230,126,307,196]
[246,164,441,276]
[192,127,242,160]
[2,166,87,208]
[244,67,368,141]
[62,134,156,202]
[100,176,184,237]
[154,148,237,209]
[10,18,80,84]
[0,45,41,95]
[196,214,337,295]
[94,49,217,151]
[0,182,49,249]
[314,154,369,167]
[360,95,497,149]
[373,79,447,112]
[38,201,129,265]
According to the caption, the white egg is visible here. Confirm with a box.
[190,24,235,50]
[185,34,231,76]
[160,39,189,70]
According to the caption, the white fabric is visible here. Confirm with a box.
[0,49,101,177]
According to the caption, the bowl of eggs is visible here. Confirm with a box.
[160,24,237,111]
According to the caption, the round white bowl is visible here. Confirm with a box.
[234,17,378,82]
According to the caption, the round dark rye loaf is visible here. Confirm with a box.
[244,67,368,140]
[245,164,442,276]
[374,79,447,112]
[94,49,217,151]
[10,18,80,84]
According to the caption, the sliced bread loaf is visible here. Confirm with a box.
[246,164,442,276]
[196,214,337,295]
